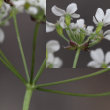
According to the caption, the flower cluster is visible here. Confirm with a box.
[0,0,46,44]
[0,1,11,43]
[12,0,46,16]
[46,3,110,51]
[88,48,110,68]
[46,40,63,68]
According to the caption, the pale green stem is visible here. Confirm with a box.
[30,23,40,84]
[36,68,110,88]
[37,88,110,97]
[23,86,33,110]
[33,58,46,84]
[73,48,81,68]
[13,9,30,81]
[0,57,27,85]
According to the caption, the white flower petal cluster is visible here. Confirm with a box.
[93,8,110,26]
[70,19,94,35]
[46,17,65,33]
[46,40,63,68]
[46,4,94,36]
[88,48,110,68]
[12,0,46,15]
[0,2,11,44]
[51,3,80,18]
[0,2,11,24]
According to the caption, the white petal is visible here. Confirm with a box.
[104,35,110,40]
[93,16,98,24]
[58,17,66,28]
[76,19,85,28]
[0,29,5,43]
[51,5,65,16]
[71,13,80,18]
[90,48,104,64]
[87,26,94,31]
[87,61,101,68]
[95,8,104,22]
[46,21,55,32]
[27,7,38,15]
[70,23,76,29]
[104,30,110,35]
[66,3,77,14]
[46,40,60,53]
[53,57,63,68]
[12,0,25,12]
[86,26,94,35]
[46,53,54,67]
[104,9,110,24]
[105,52,110,64]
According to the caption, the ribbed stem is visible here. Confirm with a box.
[23,86,33,110]
[30,23,40,84]
[73,48,81,68]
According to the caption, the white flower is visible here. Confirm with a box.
[12,0,25,12]
[51,3,80,18]
[46,17,65,33]
[12,0,46,15]
[104,30,110,40]
[0,28,5,43]
[76,19,85,29]
[0,2,11,22]
[66,19,85,29]
[27,7,38,15]
[88,48,110,68]
[46,53,63,68]
[46,40,60,53]
[37,0,46,15]
[86,26,94,35]
[93,8,110,26]
[70,19,94,35]
[46,40,63,68]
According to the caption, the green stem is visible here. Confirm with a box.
[30,23,40,84]
[0,57,27,85]
[73,48,81,68]
[36,68,110,88]
[13,10,30,81]
[23,86,33,110]
[33,58,46,84]
[37,88,110,97]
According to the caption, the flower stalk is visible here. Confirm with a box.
[13,8,30,81]
[36,68,110,88]
[30,23,40,84]
[37,88,110,97]
[23,84,35,110]
[73,48,81,68]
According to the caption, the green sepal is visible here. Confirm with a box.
[65,14,71,26]
[56,24,63,36]
[96,23,103,34]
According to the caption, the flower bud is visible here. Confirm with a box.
[65,14,71,26]
[96,23,103,34]
[56,24,63,36]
